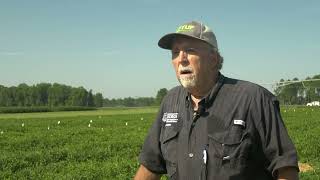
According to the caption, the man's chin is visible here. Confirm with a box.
[181,85,195,91]
[179,79,196,90]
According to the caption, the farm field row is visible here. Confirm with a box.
[0,106,319,179]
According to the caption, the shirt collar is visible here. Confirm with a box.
[204,73,225,107]
[185,73,225,108]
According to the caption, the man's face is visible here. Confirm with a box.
[171,37,218,91]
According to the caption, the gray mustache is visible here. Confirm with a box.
[178,66,193,73]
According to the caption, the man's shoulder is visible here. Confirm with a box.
[223,76,275,99]
[166,86,186,96]
[161,86,186,103]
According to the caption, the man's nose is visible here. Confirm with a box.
[177,50,188,63]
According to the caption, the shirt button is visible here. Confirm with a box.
[188,153,194,158]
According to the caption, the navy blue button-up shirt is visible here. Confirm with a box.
[139,74,299,180]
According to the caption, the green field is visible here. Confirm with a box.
[0,106,319,179]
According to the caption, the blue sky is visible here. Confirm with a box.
[1,0,319,98]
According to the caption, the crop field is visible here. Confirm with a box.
[0,106,319,179]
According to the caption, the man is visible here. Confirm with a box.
[135,21,299,180]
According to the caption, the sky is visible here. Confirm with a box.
[1,0,319,98]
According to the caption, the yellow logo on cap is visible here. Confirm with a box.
[203,25,210,33]
[176,25,195,33]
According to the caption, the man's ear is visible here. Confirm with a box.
[210,50,219,67]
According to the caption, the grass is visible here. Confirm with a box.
[0,106,159,119]
[0,106,97,114]
[0,107,157,179]
[280,106,320,179]
[0,106,319,179]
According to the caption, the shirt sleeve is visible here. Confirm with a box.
[252,90,299,177]
[138,103,166,174]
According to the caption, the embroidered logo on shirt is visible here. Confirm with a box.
[162,112,178,127]
[233,119,246,127]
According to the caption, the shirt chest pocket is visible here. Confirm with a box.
[160,127,179,179]
[207,124,252,179]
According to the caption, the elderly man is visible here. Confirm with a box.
[134,21,299,180]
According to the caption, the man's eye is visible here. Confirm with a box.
[185,48,196,53]
[172,51,179,56]
[172,50,179,54]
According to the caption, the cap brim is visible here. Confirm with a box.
[158,33,215,50]
[158,33,179,50]
[158,33,200,50]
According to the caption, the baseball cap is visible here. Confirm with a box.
[158,21,218,50]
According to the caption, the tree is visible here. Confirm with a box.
[156,88,168,105]
[35,83,51,106]
[7,87,17,106]
[87,90,95,107]
[94,93,103,107]
[103,98,112,107]
[16,83,29,106]
[48,83,65,106]
[275,74,320,105]
[0,85,9,106]
[67,87,88,106]
[123,97,135,107]
[305,75,320,102]
[0,83,103,107]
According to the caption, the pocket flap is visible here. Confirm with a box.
[208,131,246,145]
[223,133,244,145]
[161,129,179,144]
[208,131,225,144]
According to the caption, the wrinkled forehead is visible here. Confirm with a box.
[171,36,212,50]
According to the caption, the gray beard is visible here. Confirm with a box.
[179,75,197,89]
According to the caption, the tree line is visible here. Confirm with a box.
[2,75,319,108]
[274,74,320,105]
[103,88,168,107]
[0,83,169,108]
[0,83,103,107]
